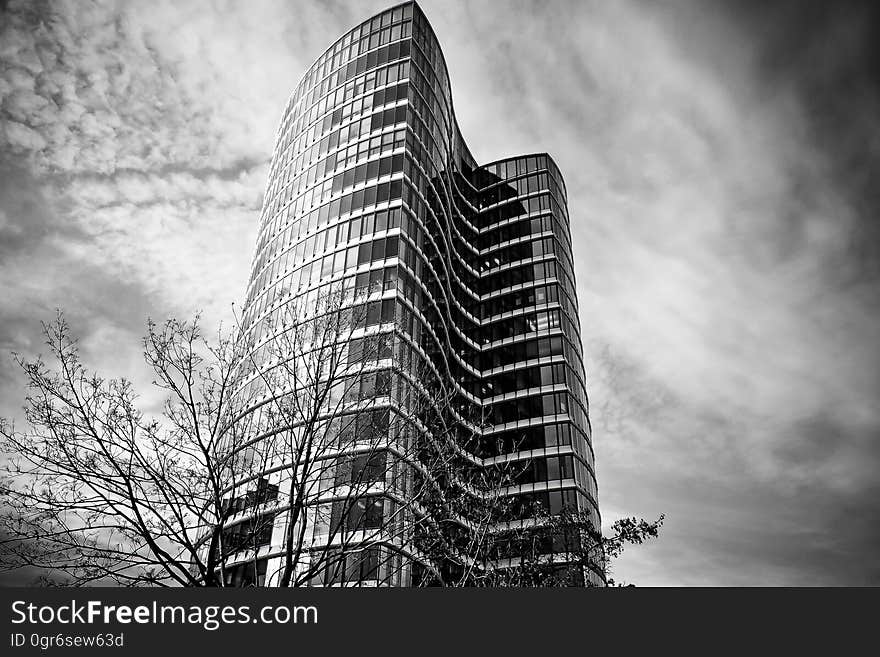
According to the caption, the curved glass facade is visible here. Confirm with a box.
[232,1,601,586]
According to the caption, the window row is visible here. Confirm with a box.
[254,180,404,284]
[319,78,408,150]
[276,76,407,195]
[479,173,550,209]
[246,260,396,335]
[250,225,400,304]
[475,211,562,250]
[504,454,576,486]
[330,39,411,102]
[478,236,557,273]
[315,546,382,586]
[500,488,581,522]
[475,155,554,187]
[478,362,569,398]
[283,60,409,173]
[221,477,279,516]
[244,288,395,366]
[475,335,567,371]
[295,2,412,105]
[475,282,560,320]
[301,78,406,175]
[333,451,387,487]
[221,512,275,553]
[266,132,405,221]
[331,494,384,531]
[327,408,392,450]
[479,258,559,295]
[329,151,405,197]
[223,558,268,587]
[477,192,556,231]
[474,421,582,457]
[488,391,573,426]
[468,308,561,344]
[346,333,393,365]
[269,109,407,216]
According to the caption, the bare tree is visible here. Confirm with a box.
[1,282,662,587]
[0,281,461,587]
[230,277,503,588]
[0,311,256,586]
[403,436,664,586]
[386,364,665,587]
[229,278,406,587]
[465,507,665,587]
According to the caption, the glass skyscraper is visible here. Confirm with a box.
[227,1,602,586]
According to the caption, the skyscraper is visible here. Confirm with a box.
[226,1,602,586]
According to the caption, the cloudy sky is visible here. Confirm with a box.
[1,0,878,586]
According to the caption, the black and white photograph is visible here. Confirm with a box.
[0,0,878,646]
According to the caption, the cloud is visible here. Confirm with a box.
[1,0,878,585]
